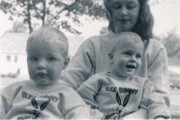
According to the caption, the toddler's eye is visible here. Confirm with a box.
[47,57,56,62]
[123,51,132,56]
[29,57,38,62]
[136,54,142,59]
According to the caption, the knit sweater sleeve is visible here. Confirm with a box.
[147,40,170,107]
[59,85,91,119]
[61,37,96,90]
[77,74,107,108]
[0,82,22,119]
[139,79,170,119]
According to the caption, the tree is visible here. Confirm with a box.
[0,0,105,33]
[8,21,27,33]
[163,31,180,58]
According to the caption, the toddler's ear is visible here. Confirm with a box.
[108,53,113,59]
[63,57,70,69]
[109,53,114,66]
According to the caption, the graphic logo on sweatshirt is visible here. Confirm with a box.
[105,92,131,119]
[17,97,51,120]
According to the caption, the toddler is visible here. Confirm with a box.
[0,26,90,119]
[77,32,170,119]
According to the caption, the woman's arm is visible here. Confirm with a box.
[61,39,96,90]
[77,74,106,108]
[147,46,170,107]
[77,75,105,119]
[140,79,170,119]
[60,88,91,119]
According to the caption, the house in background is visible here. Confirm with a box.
[0,32,84,79]
[0,32,29,79]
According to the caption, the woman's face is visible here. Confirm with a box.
[109,0,140,33]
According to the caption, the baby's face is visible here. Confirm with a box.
[110,41,143,78]
[27,40,65,86]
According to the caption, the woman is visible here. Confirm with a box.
[61,0,170,119]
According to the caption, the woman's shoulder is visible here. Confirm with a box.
[144,37,166,55]
[76,33,111,54]
[144,37,167,65]
[146,37,165,50]
[84,32,113,44]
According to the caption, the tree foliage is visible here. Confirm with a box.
[0,0,105,33]
[163,32,180,58]
[8,21,27,33]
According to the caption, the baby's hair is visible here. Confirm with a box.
[103,0,154,40]
[26,26,69,57]
[109,32,143,57]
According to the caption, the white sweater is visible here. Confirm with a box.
[61,32,170,107]
[0,80,90,119]
[77,72,170,119]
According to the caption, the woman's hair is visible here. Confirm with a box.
[27,26,69,57]
[103,0,154,40]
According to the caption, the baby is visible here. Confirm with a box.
[78,32,170,119]
[0,26,90,119]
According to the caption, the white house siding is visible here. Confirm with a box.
[0,33,84,80]
[0,52,29,79]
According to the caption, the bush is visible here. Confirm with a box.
[169,70,180,89]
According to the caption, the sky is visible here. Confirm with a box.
[0,0,180,38]
[150,0,180,37]
[0,11,13,36]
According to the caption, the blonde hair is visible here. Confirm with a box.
[109,32,143,56]
[26,26,68,57]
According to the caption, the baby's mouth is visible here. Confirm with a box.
[36,72,48,78]
[126,64,136,69]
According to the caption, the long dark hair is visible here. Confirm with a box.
[103,0,154,40]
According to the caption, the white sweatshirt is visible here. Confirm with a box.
[61,32,170,107]
[0,80,90,119]
[77,72,170,119]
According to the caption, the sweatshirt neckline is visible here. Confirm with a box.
[105,71,136,82]
[28,80,61,90]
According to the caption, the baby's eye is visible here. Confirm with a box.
[123,51,132,56]
[136,54,142,59]
[47,57,56,62]
[29,57,38,62]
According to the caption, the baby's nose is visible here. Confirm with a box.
[38,60,47,69]
[130,56,136,62]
